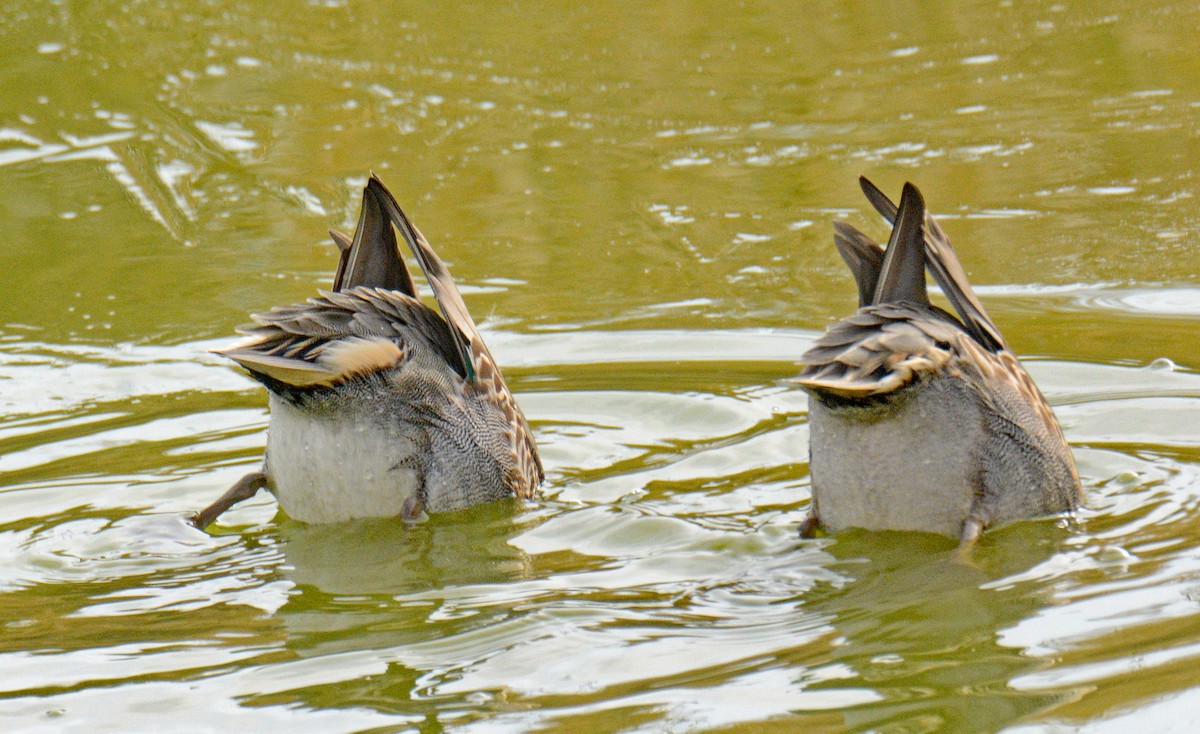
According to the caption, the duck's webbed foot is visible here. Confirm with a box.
[798,510,822,539]
[191,471,269,529]
[953,514,987,563]
[401,494,427,524]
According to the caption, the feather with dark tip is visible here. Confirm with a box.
[214,287,455,390]
[797,303,960,396]
[365,176,480,381]
[330,228,353,252]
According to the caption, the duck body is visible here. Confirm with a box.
[797,179,1081,545]
[192,176,541,528]
[256,301,517,523]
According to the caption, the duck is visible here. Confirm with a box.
[795,177,1082,549]
[191,175,542,528]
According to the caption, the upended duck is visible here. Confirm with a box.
[795,178,1082,548]
[192,175,542,528]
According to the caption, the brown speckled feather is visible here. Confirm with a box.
[798,303,962,396]
[219,178,542,490]
[816,177,1071,450]
[365,176,544,492]
[952,335,1073,452]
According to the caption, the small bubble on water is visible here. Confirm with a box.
[1110,471,1141,488]
[1148,357,1177,371]
[1095,545,1133,564]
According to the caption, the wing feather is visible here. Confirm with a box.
[796,304,963,397]
[215,287,456,389]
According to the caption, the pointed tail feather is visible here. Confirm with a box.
[335,183,417,296]
[329,229,353,252]
[858,176,1007,352]
[365,175,491,383]
[365,175,544,485]
[871,183,929,307]
[329,228,353,291]
[832,221,885,308]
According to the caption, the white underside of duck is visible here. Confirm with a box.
[807,372,982,538]
[265,393,421,524]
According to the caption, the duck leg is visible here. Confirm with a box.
[191,471,269,529]
[401,495,426,524]
[953,513,987,564]
[798,497,822,538]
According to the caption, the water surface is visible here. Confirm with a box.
[3,2,1200,732]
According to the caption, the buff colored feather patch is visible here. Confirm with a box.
[319,337,405,382]
[216,336,403,388]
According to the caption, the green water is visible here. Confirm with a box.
[3,1,1200,731]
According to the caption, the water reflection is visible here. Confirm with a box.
[803,527,1075,731]
[276,501,535,598]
